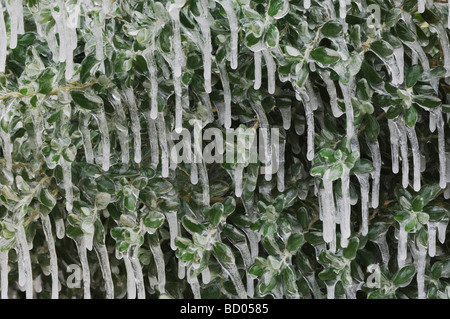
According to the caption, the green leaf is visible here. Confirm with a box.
[205,203,223,227]
[286,233,304,253]
[71,91,102,110]
[351,159,373,174]
[318,267,338,281]
[268,0,288,18]
[182,215,206,234]
[321,21,343,38]
[343,237,359,260]
[405,65,421,88]
[39,188,56,208]
[364,114,380,141]
[412,196,424,212]
[393,265,416,287]
[213,242,235,263]
[37,68,55,94]
[386,104,403,119]
[265,24,279,48]
[413,95,442,109]
[404,106,417,127]
[143,211,165,229]
[310,47,341,65]
[326,164,343,182]
[80,55,99,83]
[370,40,394,57]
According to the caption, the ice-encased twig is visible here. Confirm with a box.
[0,250,8,299]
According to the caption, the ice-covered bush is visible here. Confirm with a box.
[0,0,450,299]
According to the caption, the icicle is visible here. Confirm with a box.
[320,70,343,118]
[297,87,315,161]
[144,111,159,169]
[277,139,286,192]
[6,0,18,49]
[396,118,410,189]
[198,162,210,206]
[217,62,232,129]
[79,113,94,164]
[373,232,390,265]
[196,0,212,93]
[356,173,370,236]
[124,88,141,164]
[146,49,159,120]
[262,49,276,94]
[130,247,145,299]
[254,51,262,89]
[148,239,166,294]
[93,24,103,62]
[427,221,437,257]
[234,164,244,197]
[412,243,427,299]
[321,171,336,244]
[178,260,186,279]
[167,4,183,78]
[0,3,6,73]
[221,0,239,69]
[190,161,199,185]
[388,120,400,174]
[0,121,12,173]
[397,222,407,268]
[41,214,59,299]
[304,0,311,9]
[448,0,450,29]
[0,250,8,299]
[110,93,130,166]
[174,72,183,134]
[340,83,355,149]
[75,237,91,299]
[93,109,110,171]
[94,242,114,299]
[186,266,201,299]
[418,0,425,13]
[16,226,33,299]
[405,125,421,192]
[339,0,347,19]
[201,267,211,284]
[60,158,73,212]
[279,105,291,130]
[156,113,170,178]
[340,166,351,247]
[367,139,381,208]
[429,112,436,133]
[393,46,405,85]
[55,218,65,239]
[123,255,136,299]
[435,109,447,189]
[437,219,448,244]
[164,211,179,251]
[326,281,336,299]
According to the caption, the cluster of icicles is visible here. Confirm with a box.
[0,0,450,299]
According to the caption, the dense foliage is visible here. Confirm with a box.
[0,0,450,299]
